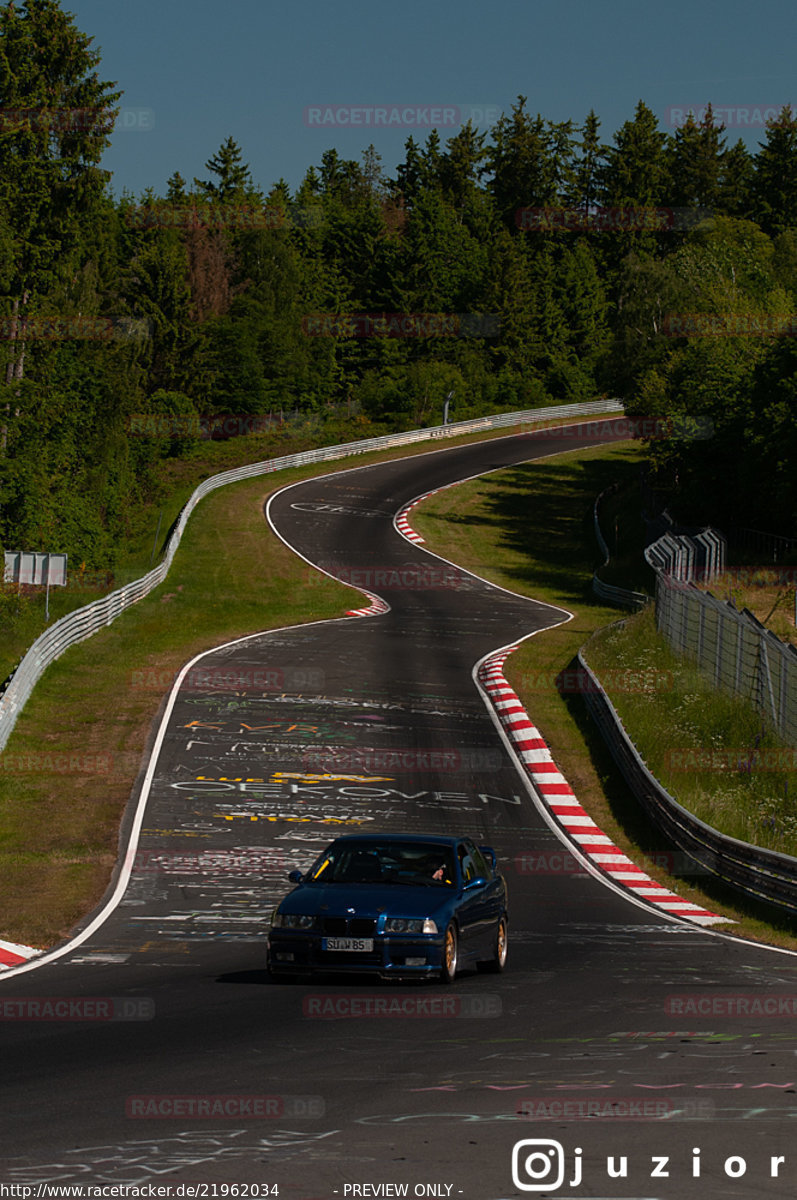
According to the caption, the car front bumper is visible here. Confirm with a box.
[267,930,446,978]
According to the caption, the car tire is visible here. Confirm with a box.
[479,916,508,973]
[440,922,458,984]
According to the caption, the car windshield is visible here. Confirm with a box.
[306,842,457,886]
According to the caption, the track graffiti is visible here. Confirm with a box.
[5,1130,339,1185]
[167,775,522,807]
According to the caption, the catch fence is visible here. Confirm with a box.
[655,572,797,744]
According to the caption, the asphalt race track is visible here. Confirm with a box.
[3,420,797,1200]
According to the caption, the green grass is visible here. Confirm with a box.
[413,443,797,949]
[585,607,797,855]
[413,440,649,607]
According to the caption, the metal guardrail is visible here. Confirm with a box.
[577,648,797,916]
[591,485,648,609]
[0,398,624,753]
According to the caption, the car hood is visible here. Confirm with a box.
[278,882,457,919]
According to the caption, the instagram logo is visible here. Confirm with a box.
[512,1139,576,1191]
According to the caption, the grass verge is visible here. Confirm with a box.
[412,442,797,950]
[585,607,797,856]
[696,569,797,649]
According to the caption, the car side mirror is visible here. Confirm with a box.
[464,876,488,890]
[288,869,304,883]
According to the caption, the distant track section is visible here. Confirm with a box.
[0,399,622,754]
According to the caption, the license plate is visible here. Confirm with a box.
[323,937,373,952]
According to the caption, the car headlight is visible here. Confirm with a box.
[384,917,438,934]
[271,913,315,929]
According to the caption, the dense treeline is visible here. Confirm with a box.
[2,0,797,572]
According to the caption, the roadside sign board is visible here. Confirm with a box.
[4,551,68,587]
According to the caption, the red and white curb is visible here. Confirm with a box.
[396,478,474,547]
[395,503,426,544]
[0,939,41,970]
[346,591,390,618]
[478,647,729,927]
[395,487,448,544]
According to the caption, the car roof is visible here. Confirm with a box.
[325,833,467,847]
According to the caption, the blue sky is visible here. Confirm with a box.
[65,0,797,200]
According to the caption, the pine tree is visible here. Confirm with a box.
[421,130,442,190]
[572,110,605,213]
[194,136,255,203]
[361,143,385,200]
[166,171,187,203]
[667,104,726,207]
[718,139,753,217]
[439,121,486,208]
[547,119,577,205]
[0,0,121,451]
[602,100,669,206]
[752,106,797,233]
[487,96,559,227]
[393,136,425,209]
[128,229,194,388]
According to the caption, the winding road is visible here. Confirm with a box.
[2,420,796,1200]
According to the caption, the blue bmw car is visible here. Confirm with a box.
[267,833,508,983]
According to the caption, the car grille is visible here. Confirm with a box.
[319,917,377,937]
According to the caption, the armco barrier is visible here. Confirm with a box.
[577,647,797,916]
[0,399,623,753]
[591,486,648,609]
